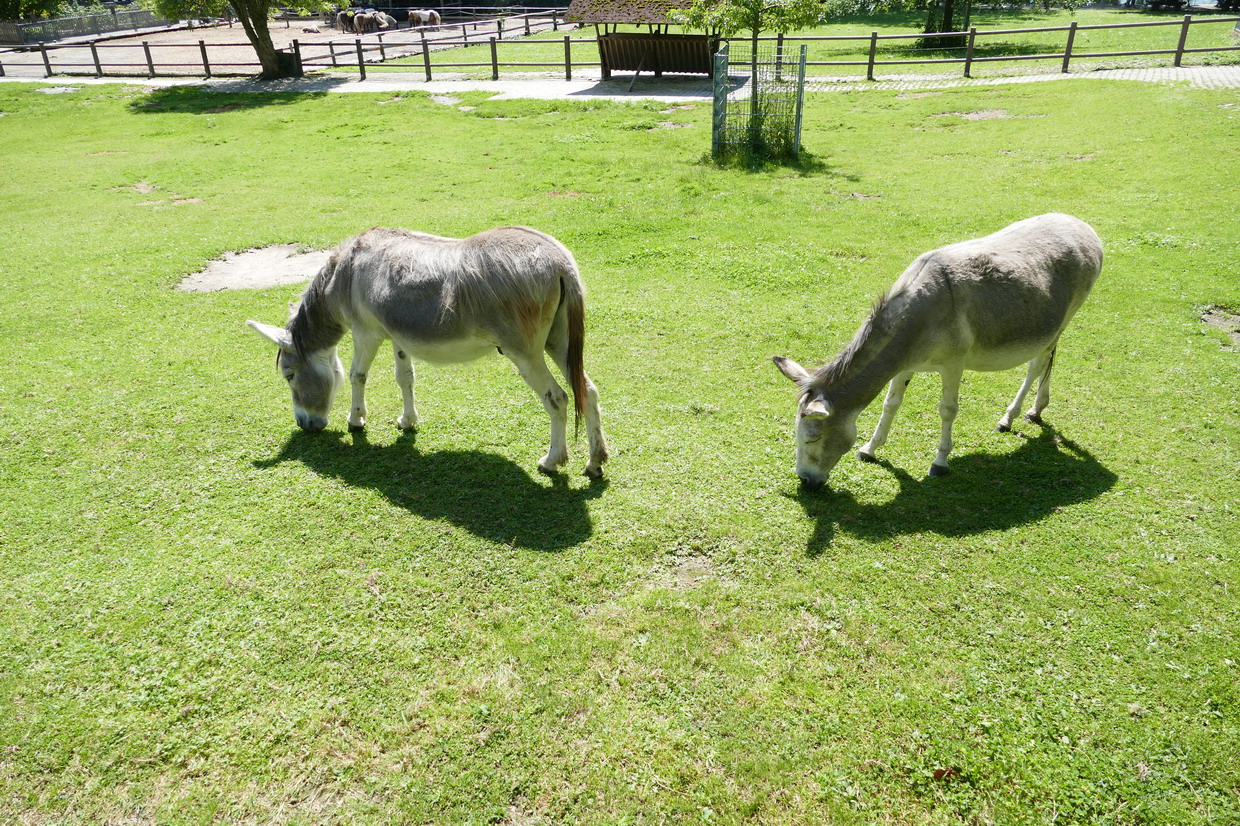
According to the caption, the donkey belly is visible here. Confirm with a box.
[962,337,1058,372]
[394,333,499,365]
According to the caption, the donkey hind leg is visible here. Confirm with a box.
[347,329,385,432]
[1026,347,1056,424]
[394,347,418,430]
[546,344,608,479]
[929,365,964,477]
[859,370,915,464]
[545,312,608,479]
[996,346,1056,432]
[508,351,571,474]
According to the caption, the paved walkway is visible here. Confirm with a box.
[3,63,1239,100]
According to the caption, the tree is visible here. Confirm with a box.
[148,0,304,79]
[1,0,63,20]
[673,0,828,156]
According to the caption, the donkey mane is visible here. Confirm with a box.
[810,293,891,391]
[288,259,346,357]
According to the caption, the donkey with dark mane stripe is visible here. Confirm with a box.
[248,226,609,478]
[774,213,1103,490]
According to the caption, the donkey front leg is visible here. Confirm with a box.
[347,330,384,432]
[512,354,570,474]
[859,370,914,463]
[929,366,963,477]
[393,347,418,430]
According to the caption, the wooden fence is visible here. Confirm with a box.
[1,9,1237,82]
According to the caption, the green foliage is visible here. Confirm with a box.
[0,78,1237,824]
[672,0,831,38]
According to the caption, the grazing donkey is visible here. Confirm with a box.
[773,213,1103,490]
[247,226,609,478]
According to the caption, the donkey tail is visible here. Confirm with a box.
[560,269,588,439]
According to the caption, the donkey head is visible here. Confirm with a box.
[773,356,858,491]
[247,320,344,433]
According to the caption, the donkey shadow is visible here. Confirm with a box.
[255,430,606,552]
[794,428,1117,556]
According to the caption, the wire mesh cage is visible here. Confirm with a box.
[711,41,807,161]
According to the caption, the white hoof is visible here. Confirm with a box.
[396,413,418,430]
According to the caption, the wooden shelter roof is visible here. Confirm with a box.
[564,0,694,25]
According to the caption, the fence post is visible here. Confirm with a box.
[564,34,571,80]
[524,15,530,36]
[293,39,303,76]
[866,31,877,81]
[963,27,976,77]
[1061,20,1077,73]
[552,10,558,31]
[329,40,338,67]
[199,39,211,78]
[496,18,503,39]
[355,37,366,79]
[40,41,52,77]
[793,44,806,157]
[143,40,154,77]
[775,31,784,81]
[1174,15,1191,67]
[91,42,103,77]
[489,35,498,80]
[0,55,5,77]
[377,31,386,61]
[421,30,431,80]
[711,42,728,158]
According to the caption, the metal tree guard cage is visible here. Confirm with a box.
[711,41,807,161]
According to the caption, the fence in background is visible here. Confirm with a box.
[0,9,172,46]
[1,9,1238,81]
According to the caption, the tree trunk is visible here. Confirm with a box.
[233,0,286,80]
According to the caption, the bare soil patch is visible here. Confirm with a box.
[1202,306,1240,348]
[177,244,329,292]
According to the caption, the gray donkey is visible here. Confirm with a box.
[248,226,609,478]
[774,213,1103,490]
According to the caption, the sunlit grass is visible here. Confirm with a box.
[0,76,1236,824]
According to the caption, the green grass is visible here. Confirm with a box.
[0,76,1237,824]
[369,8,1240,80]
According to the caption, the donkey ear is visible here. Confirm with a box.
[246,320,294,352]
[772,355,811,385]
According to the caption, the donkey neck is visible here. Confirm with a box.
[288,277,347,356]
[813,301,920,412]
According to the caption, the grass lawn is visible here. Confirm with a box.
[371,8,1240,80]
[0,75,1237,824]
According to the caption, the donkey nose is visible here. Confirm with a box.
[296,414,327,433]
[799,475,825,492]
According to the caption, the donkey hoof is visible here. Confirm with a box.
[858,451,878,464]
[1025,413,1044,425]
[348,422,366,433]
[583,465,604,480]
[928,463,949,478]
[995,423,1011,433]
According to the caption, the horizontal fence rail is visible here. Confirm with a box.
[0,9,1237,81]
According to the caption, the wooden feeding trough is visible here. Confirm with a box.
[565,0,719,85]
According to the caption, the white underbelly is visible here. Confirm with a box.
[395,335,499,364]
[962,341,1053,372]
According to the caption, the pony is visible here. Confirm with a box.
[335,9,355,32]
[773,213,1103,490]
[247,226,609,479]
[408,8,441,26]
[353,10,379,32]
[378,12,397,28]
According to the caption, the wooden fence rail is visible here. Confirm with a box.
[1,11,1237,82]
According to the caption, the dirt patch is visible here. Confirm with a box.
[898,91,941,99]
[120,182,158,193]
[655,121,691,129]
[430,94,461,106]
[1202,306,1240,348]
[935,109,1013,120]
[177,244,330,292]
